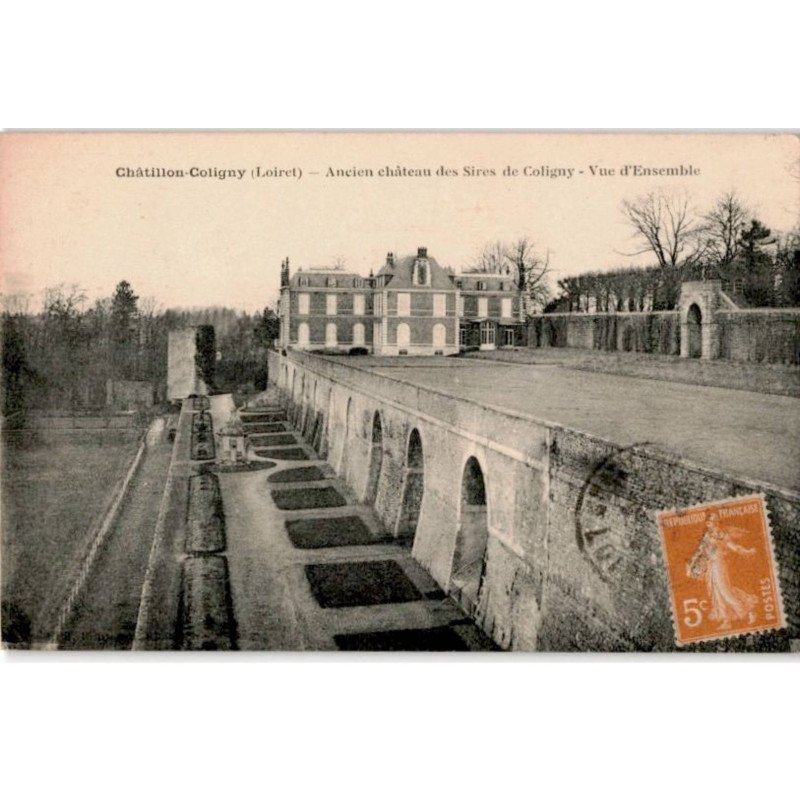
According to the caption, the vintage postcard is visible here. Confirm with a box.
[1,131,798,652]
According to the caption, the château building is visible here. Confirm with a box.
[278,247,526,356]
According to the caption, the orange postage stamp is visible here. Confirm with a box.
[657,495,785,646]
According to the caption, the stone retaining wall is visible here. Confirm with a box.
[269,349,800,652]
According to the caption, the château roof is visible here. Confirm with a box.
[376,249,456,290]
[288,269,368,289]
[458,272,518,292]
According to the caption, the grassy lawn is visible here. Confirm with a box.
[1,429,141,646]
[465,347,800,396]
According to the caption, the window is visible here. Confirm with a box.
[397,293,410,316]
[298,276,309,287]
[297,322,310,346]
[457,295,464,315]
[478,297,488,318]
[354,278,364,288]
[733,278,744,294]
[353,294,365,315]
[432,323,446,348]
[352,323,365,346]
[396,322,410,346]
[504,328,515,346]
[327,277,338,287]
[459,327,467,346]
[480,321,495,345]
[477,280,487,291]
[433,293,446,317]
[501,298,512,318]
[326,293,337,315]
[374,293,383,316]
[298,293,310,315]
[326,323,337,347]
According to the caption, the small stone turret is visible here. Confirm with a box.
[280,257,290,288]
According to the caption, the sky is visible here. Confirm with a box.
[1,132,797,313]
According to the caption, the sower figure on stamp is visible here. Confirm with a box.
[686,512,758,631]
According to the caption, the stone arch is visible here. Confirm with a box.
[339,396,354,477]
[303,377,317,440]
[297,372,307,430]
[687,303,702,358]
[321,386,333,460]
[396,427,424,547]
[365,410,384,505]
[450,455,490,616]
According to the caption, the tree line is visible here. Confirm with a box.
[1,280,280,419]
[552,191,800,313]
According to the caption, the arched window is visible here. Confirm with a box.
[352,322,365,346]
[297,322,310,346]
[326,323,338,347]
[396,323,411,346]
[432,323,446,348]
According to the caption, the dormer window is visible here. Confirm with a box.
[413,259,430,286]
[327,277,338,288]
[298,276,309,287]
[354,278,364,288]
[477,280,487,291]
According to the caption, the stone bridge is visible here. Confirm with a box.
[268,350,800,651]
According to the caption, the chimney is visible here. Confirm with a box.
[386,252,395,267]
[417,246,427,258]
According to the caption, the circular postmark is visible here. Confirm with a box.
[574,443,653,583]
[573,442,669,637]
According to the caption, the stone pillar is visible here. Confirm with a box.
[678,280,727,360]
[702,321,719,360]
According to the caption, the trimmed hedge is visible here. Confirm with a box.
[528,312,680,356]
[717,312,800,365]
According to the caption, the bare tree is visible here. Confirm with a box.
[0,292,33,315]
[138,295,161,318]
[621,190,705,306]
[701,191,750,270]
[42,283,87,319]
[471,237,551,313]
[471,241,509,274]
[504,237,551,312]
